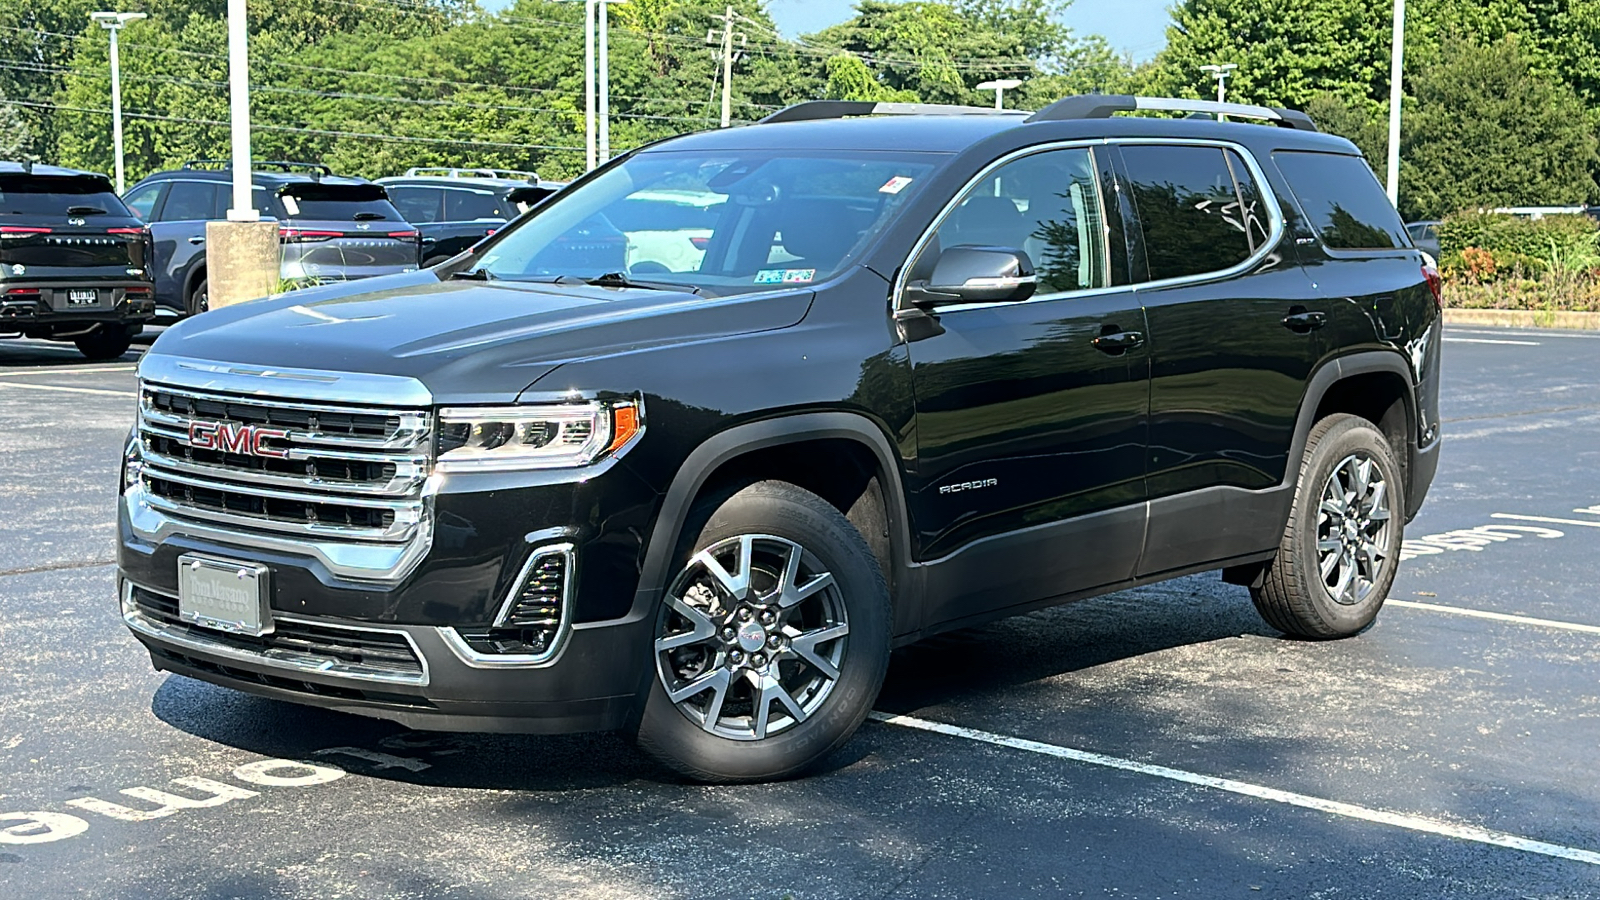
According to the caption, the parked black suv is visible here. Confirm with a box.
[1,162,155,359]
[122,161,421,316]
[376,168,565,266]
[118,96,1441,782]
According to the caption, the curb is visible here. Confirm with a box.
[1442,309,1600,330]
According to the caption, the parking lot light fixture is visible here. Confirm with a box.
[89,11,147,194]
[976,78,1023,110]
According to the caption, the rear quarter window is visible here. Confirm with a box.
[1274,151,1409,250]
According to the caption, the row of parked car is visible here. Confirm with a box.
[0,159,566,358]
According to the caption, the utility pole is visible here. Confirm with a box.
[89,11,146,194]
[596,0,626,164]
[225,0,255,220]
[706,6,746,128]
[1200,63,1237,104]
[1385,0,1405,206]
[584,0,596,170]
[975,78,1022,110]
[205,0,278,312]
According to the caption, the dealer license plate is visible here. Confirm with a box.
[66,289,99,306]
[177,554,272,636]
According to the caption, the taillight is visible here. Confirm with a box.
[4,288,42,297]
[386,230,419,241]
[1422,261,1442,311]
[125,288,152,298]
[689,236,710,250]
[106,227,146,236]
[484,228,497,237]
[279,227,342,242]
[0,226,51,238]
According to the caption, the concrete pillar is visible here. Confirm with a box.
[204,220,280,310]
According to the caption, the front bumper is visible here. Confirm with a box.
[120,578,648,733]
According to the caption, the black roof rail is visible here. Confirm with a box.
[182,159,335,176]
[1026,94,1319,132]
[759,100,1022,124]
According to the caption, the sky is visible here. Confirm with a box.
[766,0,1172,62]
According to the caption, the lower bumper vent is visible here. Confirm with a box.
[448,543,573,664]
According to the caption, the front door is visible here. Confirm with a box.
[903,145,1150,626]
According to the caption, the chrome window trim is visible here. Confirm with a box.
[894,137,1288,313]
[138,353,434,408]
[1104,137,1287,293]
[437,542,576,669]
[894,139,1117,314]
[121,580,431,687]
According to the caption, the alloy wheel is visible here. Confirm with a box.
[1315,453,1392,606]
[655,534,849,741]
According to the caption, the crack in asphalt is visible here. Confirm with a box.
[0,560,116,579]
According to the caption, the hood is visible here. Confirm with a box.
[144,270,813,403]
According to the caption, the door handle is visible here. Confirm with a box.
[1092,330,1145,354]
[1282,310,1327,332]
[188,236,206,245]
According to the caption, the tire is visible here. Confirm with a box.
[74,325,134,361]
[185,277,208,316]
[635,480,891,783]
[1252,413,1405,639]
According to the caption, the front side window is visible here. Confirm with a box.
[914,146,1107,296]
[1274,151,1408,250]
[472,149,942,297]
[159,180,220,222]
[387,187,441,224]
[122,183,163,220]
[1121,145,1263,282]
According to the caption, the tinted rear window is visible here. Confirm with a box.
[278,183,403,222]
[1274,151,1408,250]
[1120,145,1259,282]
[0,174,130,217]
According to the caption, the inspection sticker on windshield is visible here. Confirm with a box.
[879,175,915,194]
[755,268,815,284]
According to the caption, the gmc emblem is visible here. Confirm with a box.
[188,420,291,459]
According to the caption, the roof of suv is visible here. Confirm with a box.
[375,174,568,193]
[647,96,1358,156]
[0,161,113,181]
[135,162,376,190]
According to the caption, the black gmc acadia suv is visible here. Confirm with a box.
[1,162,155,359]
[122,161,421,317]
[117,95,1442,782]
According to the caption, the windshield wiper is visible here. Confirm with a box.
[67,205,108,215]
[567,271,701,295]
[450,267,496,281]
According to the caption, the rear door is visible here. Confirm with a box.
[1117,141,1329,576]
[277,183,421,281]
[146,179,218,305]
[903,144,1150,626]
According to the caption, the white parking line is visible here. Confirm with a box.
[0,365,136,377]
[1388,599,1600,635]
[0,382,135,398]
[1447,328,1600,340]
[870,712,1600,867]
[1491,513,1600,529]
[1442,338,1541,346]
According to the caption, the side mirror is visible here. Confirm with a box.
[908,246,1037,306]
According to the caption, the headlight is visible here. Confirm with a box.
[435,400,642,472]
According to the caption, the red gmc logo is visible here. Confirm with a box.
[187,420,291,459]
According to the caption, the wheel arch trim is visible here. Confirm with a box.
[1291,350,1418,500]
[625,412,913,626]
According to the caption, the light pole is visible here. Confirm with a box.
[1200,63,1237,103]
[976,78,1022,110]
[89,11,146,193]
[1385,0,1405,206]
[597,0,626,164]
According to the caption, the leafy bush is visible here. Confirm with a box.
[1438,211,1600,274]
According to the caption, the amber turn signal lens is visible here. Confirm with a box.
[607,404,641,454]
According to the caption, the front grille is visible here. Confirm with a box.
[137,383,430,542]
[131,585,426,683]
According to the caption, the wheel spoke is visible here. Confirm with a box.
[1317,538,1342,554]
[780,572,835,609]
[654,597,718,652]
[749,670,807,740]
[1320,546,1342,578]
[788,623,848,679]
[694,540,750,604]
[1330,551,1355,600]
[667,664,729,706]
[1350,459,1371,497]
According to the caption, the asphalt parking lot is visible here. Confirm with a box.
[1,326,1598,899]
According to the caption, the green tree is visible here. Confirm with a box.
[0,89,35,160]
[1400,37,1598,219]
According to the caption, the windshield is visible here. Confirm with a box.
[472,150,942,295]
[0,174,131,218]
